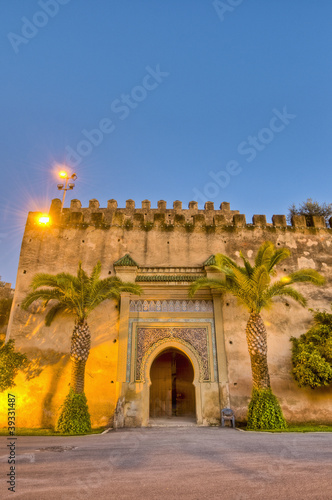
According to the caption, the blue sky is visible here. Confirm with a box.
[1,0,332,285]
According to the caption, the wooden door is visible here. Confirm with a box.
[150,350,195,418]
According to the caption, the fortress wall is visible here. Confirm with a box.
[4,199,332,427]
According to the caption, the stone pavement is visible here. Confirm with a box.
[1,426,332,500]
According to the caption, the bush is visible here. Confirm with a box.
[290,309,332,388]
[0,338,28,392]
[247,388,287,430]
[56,389,91,434]
[0,298,13,328]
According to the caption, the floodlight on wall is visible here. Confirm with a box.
[38,214,50,225]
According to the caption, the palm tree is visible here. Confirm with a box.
[189,241,325,428]
[21,261,142,394]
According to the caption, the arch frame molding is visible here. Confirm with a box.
[142,340,203,425]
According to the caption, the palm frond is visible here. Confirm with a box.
[21,289,63,309]
[212,254,240,271]
[189,278,230,297]
[254,241,274,268]
[264,285,307,307]
[45,303,70,326]
[77,261,89,284]
[251,266,270,296]
[190,240,324,314]
[30,272,78,292]
[90,261,102,284]
[22,261,142,324]
[287,269,326,286]
[118,282,142,295]
[267,248,291,273]
[239,251,254,277]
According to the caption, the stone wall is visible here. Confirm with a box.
[46,197,330,230]
[3,199,332,428]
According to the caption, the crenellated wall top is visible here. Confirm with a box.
[25,199,332,231]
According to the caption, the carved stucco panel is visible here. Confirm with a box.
[136,327,210,381]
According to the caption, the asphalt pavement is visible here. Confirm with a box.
[1,426,332,500]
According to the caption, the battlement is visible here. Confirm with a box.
[27,199,332,231]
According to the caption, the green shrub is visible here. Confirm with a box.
[0,339,28,392]
[56,389,91,434]
[0,298,13,328]
[247,388,287,430]
[290,309,332,388]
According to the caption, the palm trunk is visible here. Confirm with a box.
[70,359,86,393]
[70,319,91,394]
[246,312,270,390]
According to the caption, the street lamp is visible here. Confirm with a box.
[57,171,77,212]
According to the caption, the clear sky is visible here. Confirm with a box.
[1,0,332,285]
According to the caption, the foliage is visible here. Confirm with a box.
[190,241,325,429]
[161,223,174,231]
[247,388,287,430]
[0,338,28,392]
[189,241,325,313]
[291,309,332,388]
[141,221,154,231]
[0,298,13,327]
[21,261,142,436]
[184,222,194,232]
[21,261,142,325]
[123,219,133,230]
[56,389,91,434]
[287,198,332,225]
[247,424,332,433]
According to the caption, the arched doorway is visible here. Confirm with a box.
[149,349,196,419]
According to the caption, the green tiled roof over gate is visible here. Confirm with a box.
[203,255,216,266]
[113,254,139,267]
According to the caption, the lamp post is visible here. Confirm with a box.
[57,171,77,213]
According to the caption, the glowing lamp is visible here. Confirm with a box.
[59,171,68,179]
[38,215,50,225]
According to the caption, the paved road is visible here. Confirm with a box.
[1,427,332,500]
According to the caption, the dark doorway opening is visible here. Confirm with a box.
[150,349,196,419]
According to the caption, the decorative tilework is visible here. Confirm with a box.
[135,275,201,282]
[129,299,213,313]
[136,327,209,381]
[126,318,218,383]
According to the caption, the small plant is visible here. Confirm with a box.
[123,219,133,230]
[56,389,91,434]
[184,223,194,232]
[247,388,287,430]
[291,309,332,388]
[0,339,28,392]
[161,223,174,232]
[141,222,153,231]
